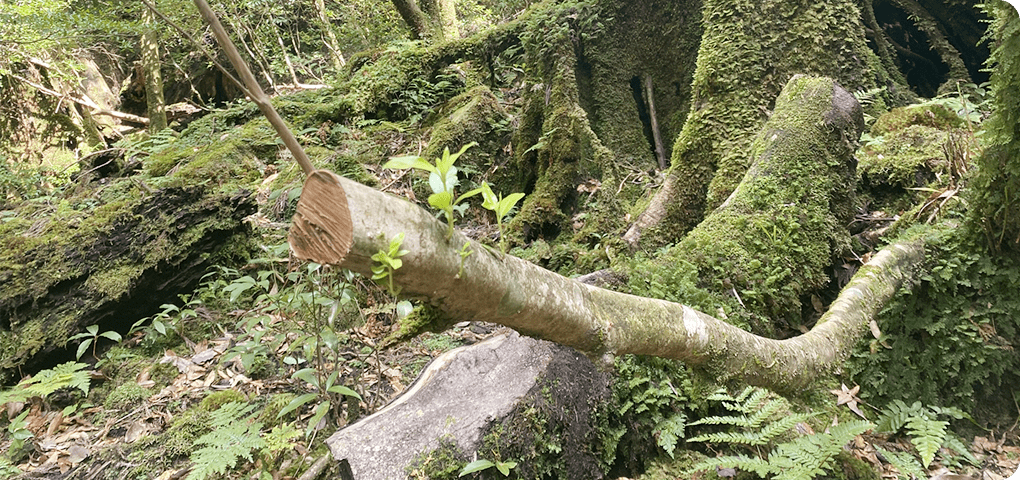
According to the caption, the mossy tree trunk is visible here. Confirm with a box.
[141,3,168,133]
[969,2,1019,254]
[390,0,458,41]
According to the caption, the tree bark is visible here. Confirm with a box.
[141,4,168,132]
[390,0,431,40]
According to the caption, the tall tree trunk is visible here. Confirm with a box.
[314,0,346,70]
[391,0,431,40]
[421,0,458,40]
[392,0,458,41]
[141,3,167,133]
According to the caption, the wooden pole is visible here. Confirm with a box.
[192,0,316,176]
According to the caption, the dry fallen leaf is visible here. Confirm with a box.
[830,383,867,419]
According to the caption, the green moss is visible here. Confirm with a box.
[200,389,248,411]
[385,303,458,345]
[858,125,953,188]
[647,0,896,246]
[631,77,860,331]
[870,103,965,135]
[103,383,152,410]
[406,439,466,480]
[422,85,513,176]
[848,225,1020,416]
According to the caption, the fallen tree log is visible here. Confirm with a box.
[0,187,254,382]
[298,76,928,392]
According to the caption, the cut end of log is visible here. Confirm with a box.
[289,170,354,265]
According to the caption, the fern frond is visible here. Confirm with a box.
[906,415,947,467]
[876,446,926,479]
[654,413,687,458]
[688,430,772,446]
[941,433,978,466]
[705,387,736,402]
[733,386,757,404]
[18,362,92,399]
[689,454,771,477]
[746,397,788,429]
[876,400,922,433]
[755,412,817,445]
[186,401,266,480]
[689,414,754,428]
[770,419,873,480]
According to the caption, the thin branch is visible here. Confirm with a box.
[644,74,668,170]
[11,73,150,125]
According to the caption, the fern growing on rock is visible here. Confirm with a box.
[688,387,874,480]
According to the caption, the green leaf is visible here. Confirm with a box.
[292,368,319,387]
[496,460,516,476]
[327,385,362,400]
[153,319,167,335]
[383,155,436,173]
[100,331,122,342]
[496,193,525,218]
[395,300,414,318]
[459,459,495,476]
[428,191,454,211]
[456,186,484,204]
[75,339,92,360]
[428,171,446,194]
[480,183,498,210]
[305,401,331,437]
[278,393,319,419]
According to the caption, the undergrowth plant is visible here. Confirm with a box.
[385,143,483,238]
[384,143,526,244]
[372,232,409,295]
[478,182,524,254]
[186,401,300,480]
[613,356,696,459]
[687,387,873,480]
[195,242,369,433]
[874,400,976,470]
[0,362,92,462]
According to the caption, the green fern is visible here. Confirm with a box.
[905,414,947,468]
[689,387,874,480]
[769,420,874,480]
[653,413,687,458]
[186,402,265,480]
[0,361,91,404]
[875,446,926,480]
[940,433,978,467]
[876,400,971,468]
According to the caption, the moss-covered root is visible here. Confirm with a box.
[657,75,864,330]
[625,0,889,249]
[510,46,615,244]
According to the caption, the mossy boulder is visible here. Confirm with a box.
[859,125,955,189]
[870,103,965,136]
